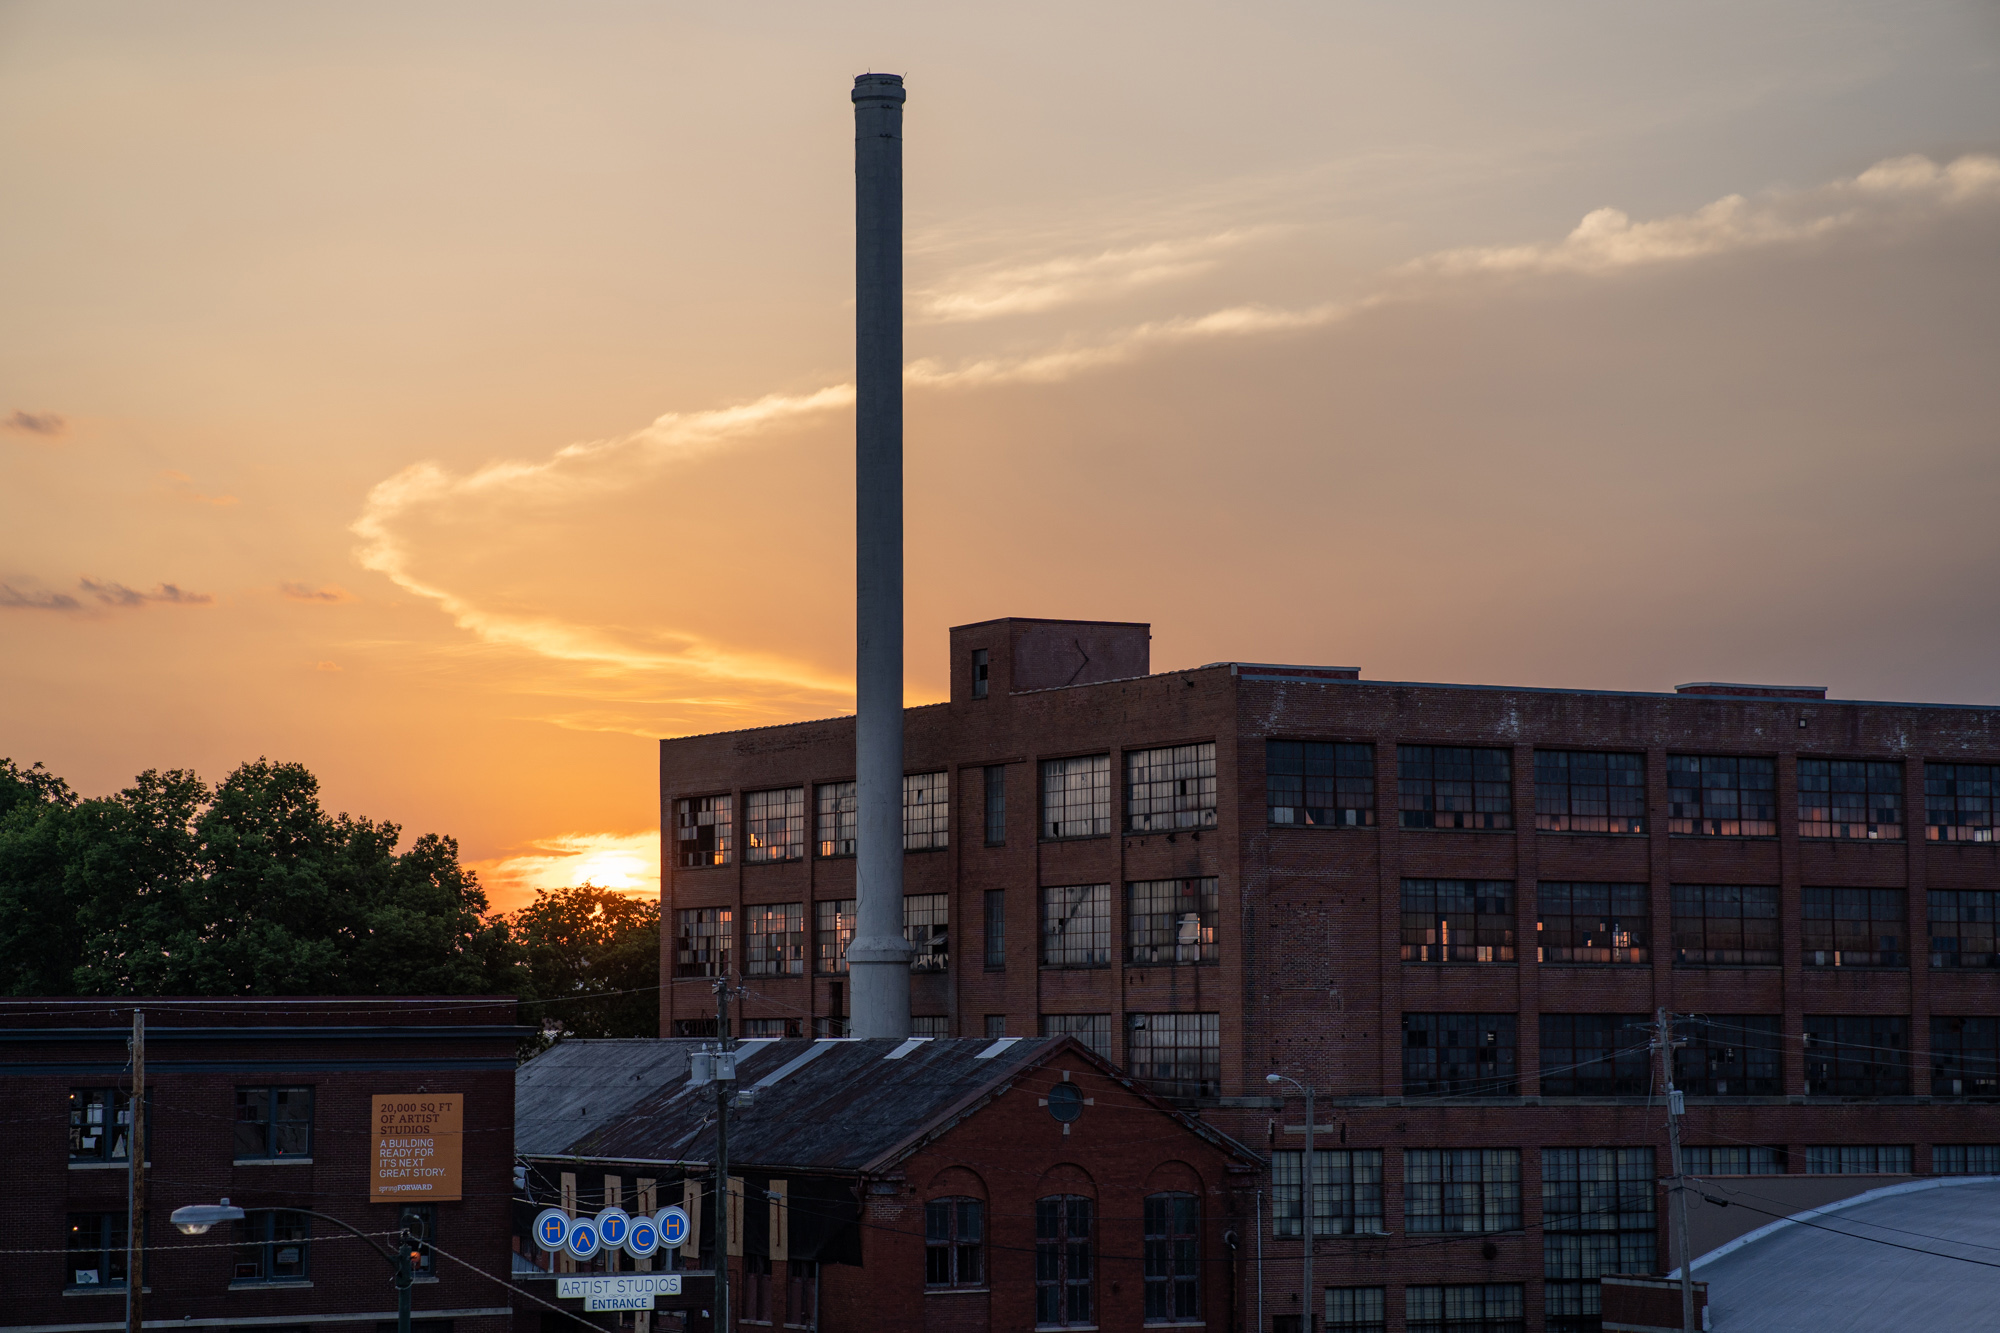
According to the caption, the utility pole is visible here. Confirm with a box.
[1655,1007,1695,1333]
[708,976,732,1328]
[126,1008,145,1333]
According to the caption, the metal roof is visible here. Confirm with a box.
[1694,1177,2000,1331]
[517,1035,1250,1174]
[514,1037,698,1158]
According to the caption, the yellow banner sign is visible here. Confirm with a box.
[371,1094,464,1202]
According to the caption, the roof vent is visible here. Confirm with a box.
[1675,682,1827,700]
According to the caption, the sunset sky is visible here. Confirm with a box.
[3,2,1997,910]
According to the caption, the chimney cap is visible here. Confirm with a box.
[853,73,906,104]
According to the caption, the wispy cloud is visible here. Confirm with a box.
[351,386,857,700]
[79,578,214,608]
[0,584,82,611]
[916,228,1273,323]
[350,152,1999,713]
[1403,153,2000,279]
[281,582,355,603]
[3,409,66,437]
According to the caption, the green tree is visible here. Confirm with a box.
[508,882,660,1045]
[0,756,521,997]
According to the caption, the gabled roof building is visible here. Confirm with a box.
[513,1035,1256,1333]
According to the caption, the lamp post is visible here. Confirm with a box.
[172,1202,415,1333]
[1266,1074,1315,1333]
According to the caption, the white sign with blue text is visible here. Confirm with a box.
[557,1273,683,1311]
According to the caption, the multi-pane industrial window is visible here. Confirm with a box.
[1539,1015,1651,1096]
[1798,759,1903,839]
[1035,1196,1094,1328]
[1127,742,1218,833]
[1931,1016,2000,1097]
[1803,887,1905,967]
[1406,1285,1525,1333]
[1040,1013,1112,1060]
[1536,883,1648,964]
[814,899,853,974]
[1805,1145,1912,1173]
[744,1017,802,1038]
[1804,1015,1910,1096]
[1401,880,1515,964]
[743,787,805,862]
[1129,1012,1222,1098]
[676,907,733,978]
[1666,754,1776,836]
[912,1015,950,1037]
[743,903,805,976]
[983,765,1006,846]
[1398,746,1512,830]
[1271,1150,1386,1237]
[1542,1148,1656,1333]
[1673,1015,1783,1097]
[1325,1288,1387,1333]
[1926,762,1998,842]
[1671,884,1780,965]
[1403,1149,1521,1233]
[68,1089,134,1162]
[1933,1145,2000,1174]
[1402,1014,1516,1097]
[983,890,1006,969]
[1042,755,1112,839]
[984,1014,1007,1038]
[1682,1146,1786,1175]
[1929,891,1999,968]
[904,772,949,850]
[1267,740,1375,828]
[814,781,856,858]
[787,1259,819,1329]
[1142,1192,1200,1321]
[65,1213,128,1289]
[233,1210,310,1282]
[676,794,733,867]
[1128,878,1218,966]
[924,1198,983,1288]
[971,647,989,700]
[1535,751,1645,834]
[1042,884,1111,968]
[234,1087,312,1160]
[905,893,949,972]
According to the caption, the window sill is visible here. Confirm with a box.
[1803,965,1908,972]
[1666,833,1778,840]
[1534,829,1648,837]
[233,1157,314,1166]
[1401,961,1517,967]
[228,1280,313,1291]
[1537,962,1651,968]
[1398,826,1515,834]
[64,1286,147,1297]
[1039,835,1111,843]
[70,1159,150,1170]
[413,1275,440,1284]
[1671,963,1783,971]
[925,1288,991,1296]
[1267,823,1377,832]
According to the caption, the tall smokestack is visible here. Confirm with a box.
[847,72,913,1039]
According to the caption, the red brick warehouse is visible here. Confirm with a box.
[659,616,2000,1333]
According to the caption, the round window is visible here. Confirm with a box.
[1046,1082,1084,1123]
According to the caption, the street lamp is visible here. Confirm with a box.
[173,1201,418,1333]
[1266,1074,1316,1333]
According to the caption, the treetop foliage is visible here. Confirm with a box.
[0,758,662,1043]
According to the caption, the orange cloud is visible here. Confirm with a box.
[469,830,660,913]
[282,582,355,603]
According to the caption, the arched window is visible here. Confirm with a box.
[1144,1192,1199,1321]
[924,1197,983,1288]
[1035,1195,1093,1326]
